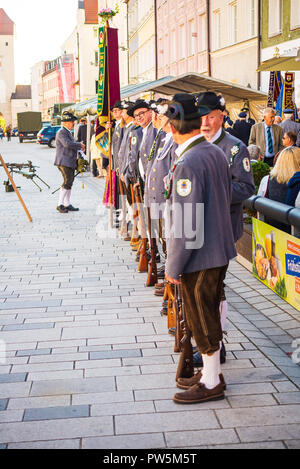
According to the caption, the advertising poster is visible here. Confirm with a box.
[252,218,300,311]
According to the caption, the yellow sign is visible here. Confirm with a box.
[252,218,300,311]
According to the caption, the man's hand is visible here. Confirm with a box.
[165,273,181,285]
[134,181,140,189]
[81,142,85,151]
[120,174,125,183]
[116,168,120,176]
[105,121,113,130]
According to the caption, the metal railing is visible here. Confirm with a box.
[244,195,300,236]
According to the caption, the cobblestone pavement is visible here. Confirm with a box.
[0,140,300,449]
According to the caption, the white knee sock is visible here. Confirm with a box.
[64,190,71,207]
[58,188,68,207]
[200,350,221,389]
[220,300,228,331]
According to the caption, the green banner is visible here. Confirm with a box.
[97,27,106,116]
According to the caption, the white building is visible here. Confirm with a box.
[0,9,15,126]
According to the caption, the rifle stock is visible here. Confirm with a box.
[146,207,158,286]
[118,178,127,236]
[175,282,194,381]
[130,183,139,244]
[134,186,148,273]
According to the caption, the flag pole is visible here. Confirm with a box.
[105,19,113,228]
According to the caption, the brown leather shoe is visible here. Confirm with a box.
[177,372,226,390]
[155,282,165,288]
[173,382,225,404]
[154,287,164,296]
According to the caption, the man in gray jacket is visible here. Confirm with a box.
[54,111,85,213]
[164,94,237,404]
[280,109,300,147]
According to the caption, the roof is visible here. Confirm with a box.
[64,72,267,117]
[0,8,14,35]
[11,85,32,100]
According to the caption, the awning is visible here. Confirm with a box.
[257,48,300,72]
[64,72,267,120]
[129,72,267,103]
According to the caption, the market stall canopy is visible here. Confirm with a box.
[257,48,300,72]
[64,72,268,121]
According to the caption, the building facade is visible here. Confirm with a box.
[156,0,208,79]
[0,9,15,126]
[209,0,259,90]
[126,0,156,84]
[10,85,32,128]
[62,0,99,102]
[31,61,44,114]
[261,0,300,108]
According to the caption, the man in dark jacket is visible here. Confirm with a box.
[55,111,85,213]
[233,112,252,145]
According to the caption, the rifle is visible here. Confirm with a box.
[130,183,139,245]
[175,281,194,381]
[1,160,50,192]
[118,178,127,236]
[134,185,148,273]
[146,207,158,287]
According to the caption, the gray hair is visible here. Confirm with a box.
[248,145,261,160]
[263,107,276,116]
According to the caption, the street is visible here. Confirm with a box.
[0,139,300,449]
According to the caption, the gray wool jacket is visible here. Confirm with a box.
[112,122,124,171]
[54,127,82,169]
[144,133,177,212]
[165,137,237,279]
[214,129,255,242]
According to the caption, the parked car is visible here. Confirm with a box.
[37,125,61,148]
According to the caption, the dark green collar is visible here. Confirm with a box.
[213,128,226,146]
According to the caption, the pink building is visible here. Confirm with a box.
[156,0,209,79]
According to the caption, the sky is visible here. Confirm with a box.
[1,0,78,84]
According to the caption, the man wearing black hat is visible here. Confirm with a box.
[241,106,255,127]
[280,109,300,147]
[54,111,85,213]
[233,112,252,145]
[188,91,255,369]
[164,94,237,404]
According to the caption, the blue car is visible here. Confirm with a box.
[37,125,61,148]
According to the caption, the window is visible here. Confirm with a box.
[188,19,196,56]
[199,14,207,52]
[170,29,176,63]
[179,24,186,60]
[230,2,238,44]
[248,0,257,37]
[213,10,221,50]
[268,0,282,37]
[291,0,300,30]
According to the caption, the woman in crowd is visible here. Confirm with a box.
[258,147,300,232]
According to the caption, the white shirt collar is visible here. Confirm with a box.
[175,133,203,157]
[142,121,151,135]
[209,127,223,143]
[126,121,133,128]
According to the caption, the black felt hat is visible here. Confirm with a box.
[61,111,77,122]
[127,99,150,117]
[196,92,226,112]
[165,93,210,121]
[112,100,123,110]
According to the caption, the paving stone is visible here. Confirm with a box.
[91,401,155,416]
[116,373,175,391]
[23,405,90,421]
[0,416,113,444]
[89,349,141,360]
[0,399,8,411]
[285,440,300,449]
[8,395,70,410]
[82,433,166,449]
[272,381,299,393]
[227,393,278,408]
[0,373,27,384]
[72,391,133,406]
[165,428,239,448]
[216,404,300,428]
[30,377,115,397]
[0,410,23,423]
[236,423,300,443]
[115,410,220,435]
[7,439,81,449]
